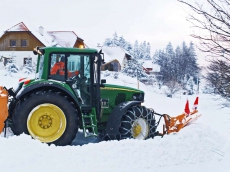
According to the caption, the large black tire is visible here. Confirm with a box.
[118,106,156,140]
[11,90,79,146]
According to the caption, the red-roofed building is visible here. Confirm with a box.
[0,22,85,51]
[0,22,45,51]
[0,22,86,67]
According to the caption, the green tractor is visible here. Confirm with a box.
[4,46,157,146]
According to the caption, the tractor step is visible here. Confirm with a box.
[82,115,94,118]
[85,124,97,128]
[85,132,98,137]
[81,112,98,137]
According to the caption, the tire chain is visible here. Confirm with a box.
[119,106,156,140]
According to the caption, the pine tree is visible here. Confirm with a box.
[145,42,151,60]
[180,41,190,85]
[124,42,133,54]
[139,41,146,59]
[154,41,200,89]
[154,49,169,84]
[122,59,150,83]
[133,40,139,59]
[188,42,200,83]
[166,42,175,78]
[187,76,195,94]
[112,32,119,46]
[102,32,152,62]
[103,38,113,47]
[175,46,183,84]
[119,36,126,48]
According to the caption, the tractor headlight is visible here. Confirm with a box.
[132,93,144,102]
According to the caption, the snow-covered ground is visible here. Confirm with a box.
[0,70,230,172]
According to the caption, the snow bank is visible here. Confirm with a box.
[0,70,229,172]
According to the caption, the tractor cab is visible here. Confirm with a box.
[33,46,103,115]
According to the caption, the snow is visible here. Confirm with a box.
[6,22,29,32]
[30,26,52,46]
[0,70,230,172]
[141,60,161,72]
[47,31,78,47]
[0,51,37,68]
[102,46,128,65]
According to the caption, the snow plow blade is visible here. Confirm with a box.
[0,86,8,132]
[162,111,202,135]
[154,96,202,136]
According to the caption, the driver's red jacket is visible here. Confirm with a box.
[51,62,79,77]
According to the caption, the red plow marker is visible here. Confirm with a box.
[154,97,202,136]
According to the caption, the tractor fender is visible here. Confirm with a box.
[106,101,142,135]
[16,82,79,105]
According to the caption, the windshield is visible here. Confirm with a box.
[35,55,44,79]
[49,53,92,106]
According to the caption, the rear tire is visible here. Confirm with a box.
[12,90,78,146]
[118,106,156,140]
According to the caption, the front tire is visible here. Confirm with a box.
[12,90,78,146]
[118,106,156,140]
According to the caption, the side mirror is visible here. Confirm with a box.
[101,79,106,84]
[99,51,105,64]
[33,46,45,55]
[100,79,106,87]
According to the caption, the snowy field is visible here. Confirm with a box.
[0,70,230,172]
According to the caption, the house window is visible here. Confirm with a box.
[10,40,16,47]
[21,40,27,47]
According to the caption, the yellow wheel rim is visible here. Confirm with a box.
[131,118,149,140]
[132,124,142,138]
[27,103,66,143]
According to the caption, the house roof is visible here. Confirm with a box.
[2,22,82,47]
[102,46,130,64]
[6,22,29,31]
[101,59,120,66]
[47,31,78,47]
[141,60,153,68]
[143,61,160,72]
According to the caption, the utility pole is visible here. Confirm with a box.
[137,68,139,89]
[197,74,199,94]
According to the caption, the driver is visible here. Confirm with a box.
[51,56,79,77]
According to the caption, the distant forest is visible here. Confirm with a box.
[103,32,200,94]
[103,32,152,60]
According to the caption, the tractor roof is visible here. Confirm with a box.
[41,47,98,54]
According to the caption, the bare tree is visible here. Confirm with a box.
[206,59,230,98]
[178,0,230,99]
[178,0,230,58]
[164,80,182,98]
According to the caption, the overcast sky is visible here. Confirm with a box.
[0,0,205,63]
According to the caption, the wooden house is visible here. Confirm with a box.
[0,22,86,67]
[101,46,132,72]
[141,60,160,75]
[101,59,121,72]
[0,22,44,51]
